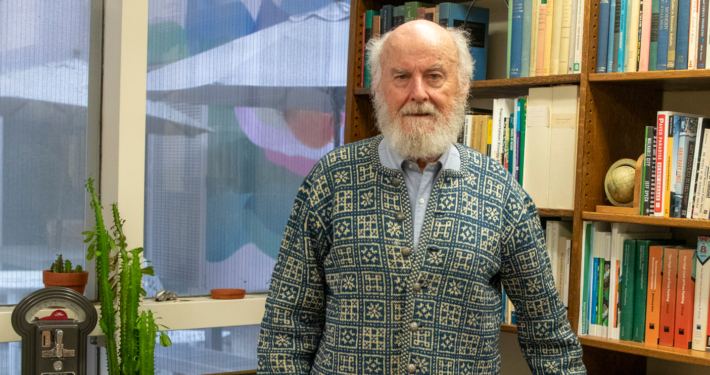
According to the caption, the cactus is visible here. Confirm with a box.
[49,254,83,273]
[84,178,170,374]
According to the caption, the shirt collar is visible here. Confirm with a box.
[378,137,461,172]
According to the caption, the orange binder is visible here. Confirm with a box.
[674,249,695,349]
[645,246,665,346]
[658,247,678,347]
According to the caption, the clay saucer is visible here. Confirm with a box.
[210,288,246,300]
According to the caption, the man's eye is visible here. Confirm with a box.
[429,74,442,80]
[394,75,406,80]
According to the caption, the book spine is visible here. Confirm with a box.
[694,130,710,218]
[689,119,707,217]
[688,0,700,68]
[574,0,586,72]
[620,240,638,340]
[644,126,655,215]
[591,257,600,335]
[599,0,612,72]
[645,246,664,346]
[633,241,651,342]
[537,1,549,76]
[364,11,380,88]
[658,0,672,69]
[628,0,642,72]
[558,0,574,73]
[613,0,623,71]
[568,0,580,73]
[698,0,708,68]
[603,259,611,330]
[515,102,521,182]
[667,0,680,69]
[680,138,696,218]
[523,0,534,77]
[655,113,668,216]
[544,0,556,75]
[619,0,629,71]
[650,0,662,69]
[531,0,541,76]
[665,115,674,217]
[673,249,695,349]
[511,0,525,77]
[509,112,515,173]
[580,222,593,336]
[675,0,692,69]
[671,116,683,217]
[641,0,654,70]
[637,0,646,70]
[659,248,679,347]
[509,0,515,78]
[437,3,449,27]
[519,98,527,184]
[487,118,493,157]
[551,0,565,74]
[404,3,418,22]
[692,237,710,351]
[650,127,658,215]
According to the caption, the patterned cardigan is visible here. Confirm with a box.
[257,135,585,375]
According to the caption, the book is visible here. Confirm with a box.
[438,3,490,81]
[645,245,666,346]
[640,0,654,70]
[544,0,556,75]
[537,0,549,76]
[620,239,638,340]
[674,0,692,69]
[509,0,515,78]
[650,127,658,215]
[382,5,393,33]
[573,0,585,72]
[657,0,671,69]
[667,0,680,69]
[404,2,433,22]
[643,126,655,215]
[692,237,710,351]
[511,0,525,77]
[558,0,574,73]
[523,88,552,207]
[688,0,700,68]
[688,118,709,217]
[548,85,579,209]
[698,0,708,68]
[568,0,580,73]
[628,0,642,72]
[363,10,380,88]
[658,247,678,347]
[693,129,710,218]
[672,116,699,217]
[679,117,699,217]
[674,248,696,349]
[530,0,541,76]
[618,0,629,71]
[519,98,527,184]
[613,0,623,71]
[650,0,662,70]
[550,0,565,74]
[598,0,612,72]
[424,7,435,21]
[680,128,696,218]
[523,0,534,77]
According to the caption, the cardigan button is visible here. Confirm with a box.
[401,248,412,257]
[392,176,401,187]
[409,322,419,332]
[412,283,422,292]
[407,364,417,373]
[396,212,405,222]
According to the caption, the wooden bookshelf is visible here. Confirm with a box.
[500,323,518,334]
[343,0,710,373]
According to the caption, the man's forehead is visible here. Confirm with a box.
[382,22,457,65]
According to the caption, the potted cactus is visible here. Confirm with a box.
[84,178,171,374]
[43,254,89,294]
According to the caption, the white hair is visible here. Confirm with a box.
[366,25,474,97]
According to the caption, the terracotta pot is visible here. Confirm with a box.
[210,288,246,300]
[43,270,89,294]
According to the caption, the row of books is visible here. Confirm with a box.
[597,0,710,72]
[578,222,710,352]
[360,2,489,88]
[638,112,709,218]
[478,86,578,210]
[502,220,573,324]
[507,0,586,78]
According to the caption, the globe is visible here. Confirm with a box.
[604,159,638,207]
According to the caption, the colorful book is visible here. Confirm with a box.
[650,127,658,216]
[650,0,662,70]
[404,2,433,22]
[363,10,380,88]
[657,0,672,69]
[627,0,642,72]
[698,0,708,68]
[667,0,680,69]
[511,0,525,77]
[692,237,710,351]
[672,116,699,217]
[658,247,678,347]
[680,117,699,217]
[674,249,696,349]
[618,0,629,71]
[655,112,670,216]
[645,245,666,346]
[523,0,534,77]
[688,118,709,217]
[674,0,692,69]
[537,0,549,76]
[519,97,527,184]
[579,221,594,335]
[612,0,623,71]
[640,0,654,70]
[598,0,612,72]
[437,3,490,81]
[688,0,699,68]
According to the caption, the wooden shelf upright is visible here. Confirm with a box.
[343,0,710,373]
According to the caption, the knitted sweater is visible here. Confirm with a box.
[257,135,585,375]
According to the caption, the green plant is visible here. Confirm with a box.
[49,254,83,273]
[84,178,171,374]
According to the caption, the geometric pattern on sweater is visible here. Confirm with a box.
[257,135,586,375]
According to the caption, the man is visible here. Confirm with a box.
[258,20,586,374]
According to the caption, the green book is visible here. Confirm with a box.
[507,0,514,78]
[619,239,637,340]
[404,2,433,22]
[597,256,606,325]
[518,96,527,185]
[364,10,380,88]
[581,222,594,335]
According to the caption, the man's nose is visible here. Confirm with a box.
[409,75,429,103]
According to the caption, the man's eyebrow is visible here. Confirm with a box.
[390,67,410,75]
[424,64,444,72]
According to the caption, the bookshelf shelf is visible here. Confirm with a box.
[539,209,575,218]
[589,70,710,91]
[353,75,582,99]
[578,336,710,367]
[581,212,710,230]
[500,323,518,334]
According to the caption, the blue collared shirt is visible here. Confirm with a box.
[378,137,460,250]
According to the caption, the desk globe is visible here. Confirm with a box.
[604,159,637,207]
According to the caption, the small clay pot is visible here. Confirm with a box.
[210,288,246,300]
[43,270,89,294]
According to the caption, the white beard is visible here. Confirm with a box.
[373,92,466,162]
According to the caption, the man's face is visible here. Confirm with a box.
[374,21,466,161]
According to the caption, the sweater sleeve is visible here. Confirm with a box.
[257,162,331,374]
[499,179,586,374]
